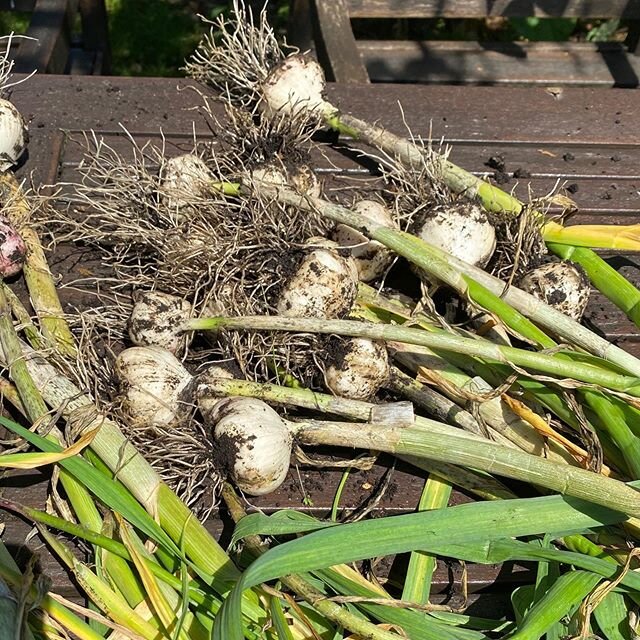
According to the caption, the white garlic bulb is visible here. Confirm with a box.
[332,200,397,282]
[115,346,194,429]
[325,338,390,400]
[195,362,238,420]
[276,238,359,318]
[128,291,192,355]
[519,261,590,321]
[0,217,25,277]
[251,163,321,198]
[0,100,27,172]
[260,54,333,119]
[209,397,292,496]
[414,203,496,268]
[160,154,213,209]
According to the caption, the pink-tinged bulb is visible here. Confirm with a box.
[0,218,26,277]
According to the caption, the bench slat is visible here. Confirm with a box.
[348,0,640,19]
[358,40,640,86]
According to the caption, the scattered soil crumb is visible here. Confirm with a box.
[513,167,531,179]
[566,183,579,194]
[485,154,506,172]
[562,152,575,162]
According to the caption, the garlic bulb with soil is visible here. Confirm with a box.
[0,100,27,172]
[0,218,26,277]
[195,362,239,420]
[325,338,391,400]
[276,238,359,318]
[251,162,321,198]
[332,200,397,282]
[160,154,214,209]
[260,54,333,120]
[115,346,194,429]
[518,261,590,321]
[208,396,292,496]
[414,203,496,268]
[128,290,192,355]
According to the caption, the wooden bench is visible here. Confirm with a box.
[289,0,640,86]
[0,0,110,74]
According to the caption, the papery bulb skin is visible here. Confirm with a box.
[128,291,192,355]
[276,238,359,319]
[519,261,590,321]
[115,346,194,429]
[414,203,496,268]
[325,338,390,400]
[260,54,331,119]
[332,200,397,282]
[0,100,27,172]
[209,397,292,496]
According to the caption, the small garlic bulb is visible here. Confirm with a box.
[160,154,213,210]
[208,397,292,496]
[518,261,590,321]
[276,238,359,318]
[0,100,27,172]
[414,203,496,268]
[0,217,26,277]
[251,163,321,198]
[260,54,333,119]
[115,346,194,429]
[128,291,192,355]
[332,200,396,282]
[196,362,238,420]
[325,338,390,400]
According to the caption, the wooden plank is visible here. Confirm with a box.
[314,0,369,82]
[78,0,110,74]
[347,0,640,19]
[14,0,77,74]
[357,40,640,86]
[0,1,36,10]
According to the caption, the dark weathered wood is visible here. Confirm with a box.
[306,0,640,83]
[313,0,369,83]
[358,41,640,87]
[13,0,77,74]
[4,75,640,604]
[0,1,37,10]
[287,0,314,52]
[347,0,640,19]
[78,0,110,74]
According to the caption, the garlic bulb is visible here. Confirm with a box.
[276,238,359,318]
[251,163,321,198]
[0,217,26,277]
[160,154,213,209]
[209,397,292,496]
[325,338,390,400]
[332,200,396,282]
[414,203,496,268]
[128,291,192,355]
[195,362,238,420]
[0,100,27,172]
[518,261,590,321]
[260,54,333,119]
[115,346,194,429]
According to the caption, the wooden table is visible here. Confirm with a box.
[1,76,640,616]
